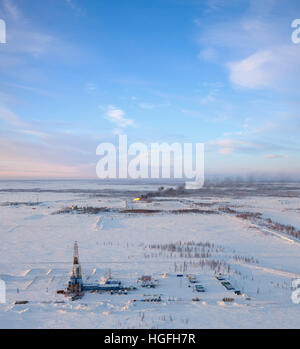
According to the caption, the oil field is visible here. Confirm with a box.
[0,180,299,328]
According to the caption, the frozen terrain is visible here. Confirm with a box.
[0,179,299,329]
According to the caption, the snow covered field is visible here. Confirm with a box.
[0,180,299,329]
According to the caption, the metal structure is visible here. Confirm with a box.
[66,241,84,296]
[57,241,136,300]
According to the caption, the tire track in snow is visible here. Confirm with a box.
[25,276,39,290]
[237,261,300,279]
[8,225,22,233]
[260,227,299,245]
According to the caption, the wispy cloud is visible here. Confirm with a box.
[223,121,276,137]
[203,0,226,13]
[138,103,156,110]
[207,138,291,156]
[228,46,300,89]
[0,103,50,138]
[0,105,26,127]
[197,2,300,91]
[0,110,111,179]
[0,135,94,179]
[104,105,135,128]
[0,0,79,75]
[0,0,53,56]
[138,102,170,110]
[2,0,21,21]
[265,154,289,159]
[197,47,218,62]
[65,0,83,14]
[208,138,260,155]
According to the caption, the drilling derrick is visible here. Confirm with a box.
[72,241,82,278]
[56,240,136,300]
[67,241,83,296]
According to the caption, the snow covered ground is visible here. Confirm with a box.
[0,180,299,329]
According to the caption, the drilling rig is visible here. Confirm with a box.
[56,241,137,300]
[66,241,84,298]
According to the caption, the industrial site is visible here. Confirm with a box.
[0,180,299,329]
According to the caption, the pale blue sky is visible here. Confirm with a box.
[0,0,299,179]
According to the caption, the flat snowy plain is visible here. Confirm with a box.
[0,180,299,329]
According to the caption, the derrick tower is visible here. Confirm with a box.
[67,241,83,294]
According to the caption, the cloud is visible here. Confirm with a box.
[228,50,273,88]
[223,120,276,137]
[264,154,288,159]
[228,46,300,89]
[138,103,155,110]
[2,0,21,21]
[0,105,26,127]
[197,2,300,91]
[208,138,256,155]
[0,0,53,56]
[198,47,217,62]
[105,105,135,128]
[207,138,284,156]
[198,14,286,54]
[138,102,170,110]
[19,129,48,138]
[207,134,299,157]
[204,0,226,13]
[0,104,49,138]
[65,0,83,14]
[2,82,55,97]
[0,110,113,179]
[0,0,80,78]
[199,93,216,104]
[0,100,114,179]
[0,134,95,179]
